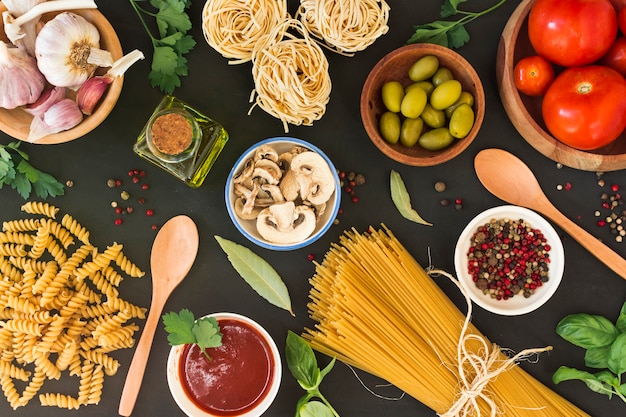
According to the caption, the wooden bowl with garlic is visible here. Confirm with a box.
[0,3,124,144]
[225,137,341,251]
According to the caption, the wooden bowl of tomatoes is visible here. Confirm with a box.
[497,0,626,171]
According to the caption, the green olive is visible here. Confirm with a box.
[408,55,439,82]
[379,111,401,144]
[406,81,434,96]
[420,103,446,128]
[449,103,475,139]
[400,86,427,119]
[430,79,462,110]
[444,91,475,119]
[431,67,454,86]
[418,127,455,151]
[381,81,404,113]
[400,117,424,147]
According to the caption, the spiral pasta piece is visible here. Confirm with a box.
[0,243,27,257]
[39,392,80,410]
[296,0,390,55]
[202,0,289,64]
[21,202,59,219]
[250,18,332,132]
[60,214,90,245]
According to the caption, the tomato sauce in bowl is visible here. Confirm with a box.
[167,313,282,417]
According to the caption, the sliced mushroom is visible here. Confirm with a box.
[290,151,335,205]
[256,201,317,244]
[234,197,261,220]
[232,157,255,188]
[253,159,282,185]
[234,182,260,216]
[261,184,285,203]
[254,144,279,162]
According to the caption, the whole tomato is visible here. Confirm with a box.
[513,55,555,96]
[528,0,617,67]
[601,37,626,76]
[542,65,626,150]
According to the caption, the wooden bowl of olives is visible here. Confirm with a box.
[360,43,485,166]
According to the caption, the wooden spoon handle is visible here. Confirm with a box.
[118,302,164,416]
[542,204,626,280]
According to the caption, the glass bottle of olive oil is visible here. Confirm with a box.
[134,95,229,188]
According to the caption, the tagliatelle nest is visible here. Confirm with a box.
[201,0,289,64]
[249,19,332,133]
[296,0,391,55]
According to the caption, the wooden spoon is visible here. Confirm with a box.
[118,215,199,416]
[474,148,626,280]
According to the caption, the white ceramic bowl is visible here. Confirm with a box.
[225,137,340,251]
[167,312,282,417]
[454,205,565,316]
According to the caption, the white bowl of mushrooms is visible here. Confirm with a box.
[225,137,341,251]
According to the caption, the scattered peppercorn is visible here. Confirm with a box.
[146,209,155,216]
[114,218,123,225]
[307,253,315,261]
[434,181,446,192]
[107,179,117,188]
[65,180,74,187]
[120,191,130,200]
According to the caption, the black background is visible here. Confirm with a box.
[1,0,625,416]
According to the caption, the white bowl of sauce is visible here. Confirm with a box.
[167,312,282,417]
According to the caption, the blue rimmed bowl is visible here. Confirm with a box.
[225,137,340,251]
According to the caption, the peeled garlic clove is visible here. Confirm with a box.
[26,86,68,117]
[76,77,112,115]
[27,98,83,142]
[0,41,45,109]
[35,11,113,89]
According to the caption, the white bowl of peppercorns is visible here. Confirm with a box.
[454,205,565,316]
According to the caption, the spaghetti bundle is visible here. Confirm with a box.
[296,0,390,55]
[201,0,289,64]
[303,226,590,416]
[249,19,332,132]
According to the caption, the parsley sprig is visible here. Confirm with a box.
[162,309,222,360]
[407,0,507,49]
[0,141,64,200]
[129,0,196,94]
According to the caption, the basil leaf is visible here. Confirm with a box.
[215,236,293,315]
[608,333,626,376]
[389,170,432,226]
[319,357,336,380]
[616,301,626,333]
[552,366,609,395]
[556,313,618,349]
[286,331,319,390]
[295,392,316,417]
[300,401,335,417]
[584,346,610,369]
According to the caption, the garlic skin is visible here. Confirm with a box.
[76,77,112,116]
[1,0,47,56]
[26,86,68,117]
[35,11,114,89]
[0,40,45,109]
[27,98,83,142]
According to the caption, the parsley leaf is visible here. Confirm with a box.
[129,0,196,94]
[407,0,506,49]
[162,309,222,360]
[0,141,64,200]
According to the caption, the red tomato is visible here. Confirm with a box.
[601,37,626,76]
[542,66,626,150]
[611,0,626,10]
[619,7,626,35]
[528,0,617,67]
[513,55,555,96]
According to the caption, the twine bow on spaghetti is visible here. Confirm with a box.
[427,269,552,417]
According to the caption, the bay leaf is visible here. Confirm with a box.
[214,236,294,316]
[390,170,433,226]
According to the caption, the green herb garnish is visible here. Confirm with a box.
[286,331,339,417]
[390,170,432,226]
[162,309,222,360]
[129,0,196,94]
[553,301,626,402]
[0,141,64,200]
[407,0,507,49]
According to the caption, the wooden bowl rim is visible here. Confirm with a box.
[0,7,123,145]
[360,43,485,167]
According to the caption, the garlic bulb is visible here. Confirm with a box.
[1,0,46,55]
[0,40,45,109]
[28,98,83,142]
[35,11,113,89]
[26,86,68,117]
